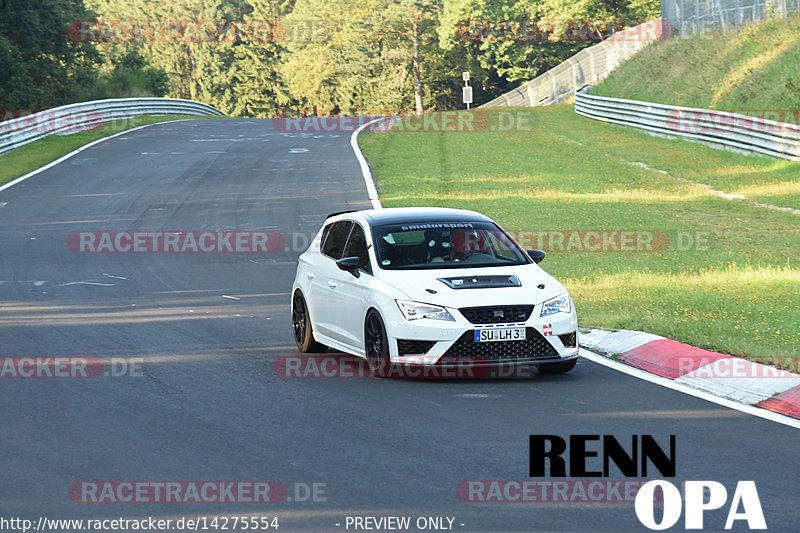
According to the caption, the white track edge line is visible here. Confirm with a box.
[0,119,198,195]
[351,118,385,209]
[579,348,800,430]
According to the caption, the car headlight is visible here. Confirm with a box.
[540,293,571,317]
[396,300,455,321]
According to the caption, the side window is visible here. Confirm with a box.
[319,225,331,251]
[342,223,371,274]
[321,221,352,260]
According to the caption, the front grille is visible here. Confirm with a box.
[558,331,577,348]
[459,305,534,325]
[397,339,437,356]
[441,328,557,361]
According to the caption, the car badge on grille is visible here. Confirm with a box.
[493,310,504,318]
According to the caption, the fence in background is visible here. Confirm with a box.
[575,87,800,161]
[0,98,224,155]
[481,19,669,108]
[662,0,800,35]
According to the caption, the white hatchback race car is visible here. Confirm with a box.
[291,207,578,376]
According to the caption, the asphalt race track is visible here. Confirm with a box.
[0,119,798,532]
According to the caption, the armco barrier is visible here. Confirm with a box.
[574,88,800,161]
[481,19,670,108]
[0,97,224,155]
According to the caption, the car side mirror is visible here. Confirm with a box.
[336,256,361,277]
[527,249,546,264]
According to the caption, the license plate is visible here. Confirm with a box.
[474,327,526,342]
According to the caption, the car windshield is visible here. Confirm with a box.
[372,221,530,270]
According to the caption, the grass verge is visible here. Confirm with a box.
[359,106,800,367]
[0,115,218,187]
[594,14,800,119]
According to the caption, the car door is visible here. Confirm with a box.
[329,222,373,351]
[309,220,352,339]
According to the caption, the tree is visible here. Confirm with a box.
[92,50,170,99]
[86,0,294,116]
[0,35,34,110]
[438,0,660,83]
[438,0,586,83]
[281,0,451,114]
[0,0,100,110]
[373,0,442,114]
[535,0,660,41]
[218,0,295,116]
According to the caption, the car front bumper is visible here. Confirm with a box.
[384,301,579,366]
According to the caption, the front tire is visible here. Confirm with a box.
[292,290,327,353]
[538,358,577,374]
[365,309,391,377]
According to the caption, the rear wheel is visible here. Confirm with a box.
[292,290,327,353]
[365,310,391,377]
[538,358,577,374]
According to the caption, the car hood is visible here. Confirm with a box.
[376,264,567,309]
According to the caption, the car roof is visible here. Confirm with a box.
[327,207,492,227]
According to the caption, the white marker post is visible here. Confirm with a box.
[462,72,472,110]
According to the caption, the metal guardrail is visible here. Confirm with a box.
[481,19,669,108]
[0,97,225,155]
[575,87,800,161]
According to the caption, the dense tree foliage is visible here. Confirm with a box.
[0,0,99,109]
[0,0,170,113]
[2,0,659,116]
[438,0,660,83]
[92,50,171,99]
